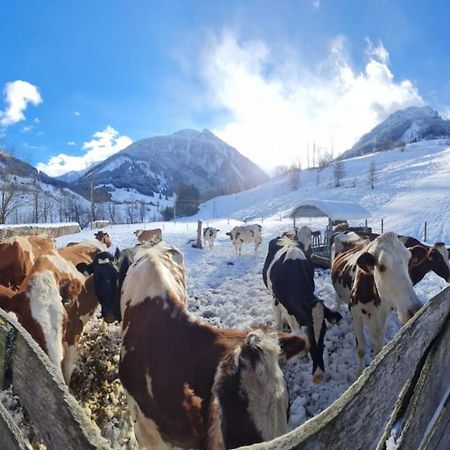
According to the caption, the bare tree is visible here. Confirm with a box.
[368,159,377,189]
[333,161,345,187]
[139,201,146,222]
[32,177,41,223]
[41,195,52,223]
[90,181,97,223]
[107,201,117,224]
[0,172,21,224]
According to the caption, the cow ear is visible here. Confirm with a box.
[76,262,93,276]
[114,247,121,260]
[278,333,309,360]
[410,245,428,264]
[225,232,231,236]
[356,252,376,273]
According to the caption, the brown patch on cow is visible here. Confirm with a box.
[0,235,55,289]
[350,271,380,307]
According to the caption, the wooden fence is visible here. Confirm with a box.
[236,286,450,450]
[0,223,81,240]
[0,310,109,449]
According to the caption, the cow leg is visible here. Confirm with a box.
[272,302,284,331]
[365,307,388,356]
[351,307,367,376]
[62,343,77,383]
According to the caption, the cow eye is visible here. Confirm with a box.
[379,264,386,272]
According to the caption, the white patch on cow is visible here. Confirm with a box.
[121,243,186,312]
[27,270,66,376]
[284,246,306,262]
[97,257,111,265]
[311,302,324,344]
[370,232,421,322]
[434,243,450,281]
[62,343,77,383]
[238,330,289,441]
[297,226,312,251]
[124,391,172,450]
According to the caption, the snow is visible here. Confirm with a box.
[53,213,447,448]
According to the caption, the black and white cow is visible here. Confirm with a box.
[203,227,219,248]
[226,224,262,255]
[76,251,121,323]
[263,235,342,383]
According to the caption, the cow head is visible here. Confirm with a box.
[76,252,121,322]
[426,243,450,282]
[297,226,312,251]
[356,232,423,323]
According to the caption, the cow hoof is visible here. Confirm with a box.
[312,369,324,384]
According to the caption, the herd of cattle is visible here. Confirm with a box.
[0,223,448,449]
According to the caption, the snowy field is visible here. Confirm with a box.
[55,218,448,448]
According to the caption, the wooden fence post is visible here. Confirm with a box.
[424,221,427,242]
[381,218,384,234]
[196,221,203,249]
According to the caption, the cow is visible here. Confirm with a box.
[225,224,262,255]
[263,234,342,383]
[203,227,219,248]
[134,228,162,243]
[0,244,102,382]
[119,242,308,449]
[331,232,426,375]
[0,234,56,289]
[76,251,121,323]
[333,231,450,285]
[94,230,112,248]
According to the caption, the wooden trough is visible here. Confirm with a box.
[0,285,448,449]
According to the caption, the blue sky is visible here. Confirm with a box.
[1,0,450,175]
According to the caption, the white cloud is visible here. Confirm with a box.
[37,126,132,177]
[313,0,320,9]
[21,125,33,133]
[198,31,423,168]
[0,80,42,127]
[74,111,80,116]
[67,141,76,146]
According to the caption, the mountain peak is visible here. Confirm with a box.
[341,105,450,159]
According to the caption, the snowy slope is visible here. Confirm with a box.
[194,139,450,243]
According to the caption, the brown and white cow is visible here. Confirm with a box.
[225,224,262,255]
[333,231,450,285]
[0,234,56,289]
[134,228,163,243]
[0,243,102,383]
[332,232,425,375]
[94,230,112,248]
[119,242,307,449]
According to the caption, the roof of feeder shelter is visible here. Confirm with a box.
[289,199,370,221]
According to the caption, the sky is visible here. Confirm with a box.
[1,0,450,175]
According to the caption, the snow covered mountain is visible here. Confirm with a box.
[341,106,450,159]
[71,129,269,199]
